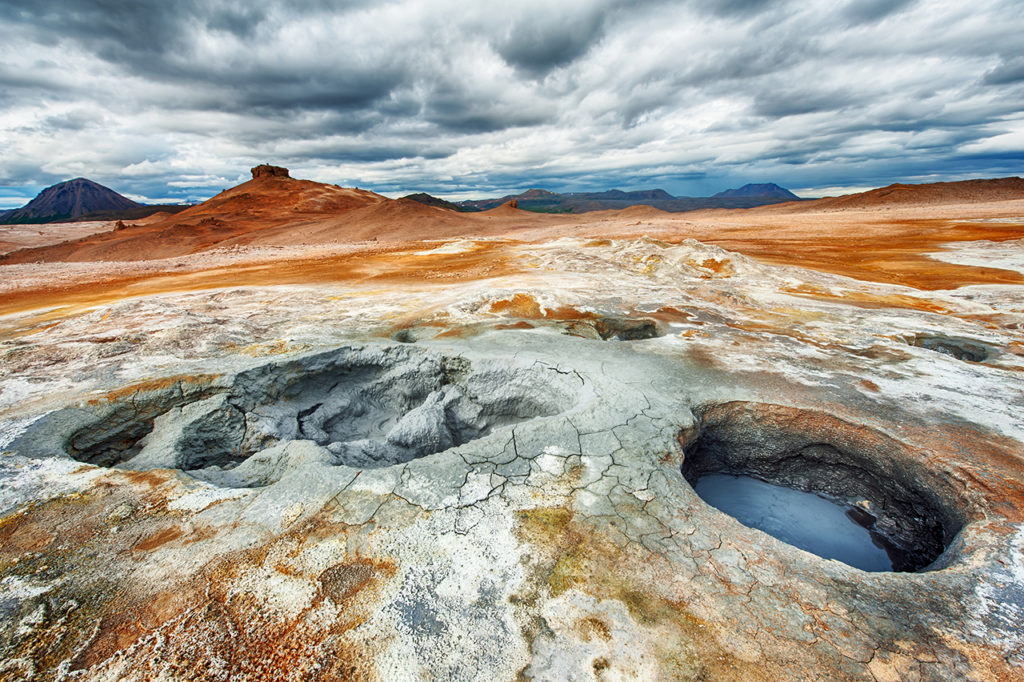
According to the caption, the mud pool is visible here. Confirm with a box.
[694,473,894,572]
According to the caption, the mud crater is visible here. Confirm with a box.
[680,402,967,572]
[909,333,992,362]
[564,316,666,341]
[12,346,580,486]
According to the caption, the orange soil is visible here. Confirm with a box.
[677,216,1024,289]
[766,176,1024,211]
[2,175,1023,318]
[0,241,522,320]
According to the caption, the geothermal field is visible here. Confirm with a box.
[1,166,1023,680]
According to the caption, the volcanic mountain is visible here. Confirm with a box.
[712,183,798,200]
[1,178,140,224]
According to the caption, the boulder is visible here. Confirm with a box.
[251,164,291,179]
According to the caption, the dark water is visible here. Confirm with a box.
[694,473,892,572]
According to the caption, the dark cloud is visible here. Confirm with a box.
[494,10,608,75]
[841,0,917,25]
[0,0,387,117]
[203,5,267,38]
[0,0,196,54]
[0,0,1021,203]
[40,111,95,131]
[702,0,778,17]
[753,89,857,118]
[984,56,1024,85]
[421,82,551,133]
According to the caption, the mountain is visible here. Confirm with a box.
[0,165,487,263]
[454,184,801,213]
[570,189,675,201]
[0,165,568,264]
[1,178,141,224]
[458,189,567,212]
[401,193,466,212]
[73,204,192,222]
[712,183,798,200]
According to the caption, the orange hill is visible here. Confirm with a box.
[0,167,575,264]
[0,169,383,262]
[769,176,1024,212]
[4,170,1024,266]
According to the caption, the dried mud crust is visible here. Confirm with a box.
[7,345,582,487]
[679,401,971,572]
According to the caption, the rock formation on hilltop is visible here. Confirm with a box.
[251,164,291,179]
[1,177,140,224]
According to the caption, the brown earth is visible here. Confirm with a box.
[763,176,1024,211]
[1,174,1023,318]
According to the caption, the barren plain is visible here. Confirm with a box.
[2,169,1023,681]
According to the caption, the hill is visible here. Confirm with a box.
[712,183,798,200]
[0,166,387,262]
[75,204,192,222]
[454,185,801,213]
[401,193,466,212]
[0,165,543,263]
[1,178,140,224]
[771,176,1024,212]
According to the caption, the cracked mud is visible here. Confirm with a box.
[8,345,581,486]
[2,232,1023,681]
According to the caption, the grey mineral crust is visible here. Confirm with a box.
[1,332,1021,679]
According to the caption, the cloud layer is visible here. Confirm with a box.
[1,0,1021,205]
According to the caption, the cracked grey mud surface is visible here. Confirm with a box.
[1,236,1023,681]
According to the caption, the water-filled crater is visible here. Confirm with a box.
[680,402,967,572]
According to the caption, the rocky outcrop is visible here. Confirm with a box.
[251,164,291,179]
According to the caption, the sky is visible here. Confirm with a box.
[0,0,1022,208]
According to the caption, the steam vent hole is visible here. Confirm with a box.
[680,402,966,572]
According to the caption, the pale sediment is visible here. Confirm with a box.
[1,234,1023,680]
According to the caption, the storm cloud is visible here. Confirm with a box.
[0,0,1021,205]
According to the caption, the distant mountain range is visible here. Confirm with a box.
[3,170,1022,266]
[0,178,189,225]
[403,183,801,213]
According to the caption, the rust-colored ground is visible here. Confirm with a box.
[2,175,1023,319]
[673,213,1024,289]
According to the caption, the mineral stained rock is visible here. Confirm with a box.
[251,163,291,179]
[1,192,1023,680]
